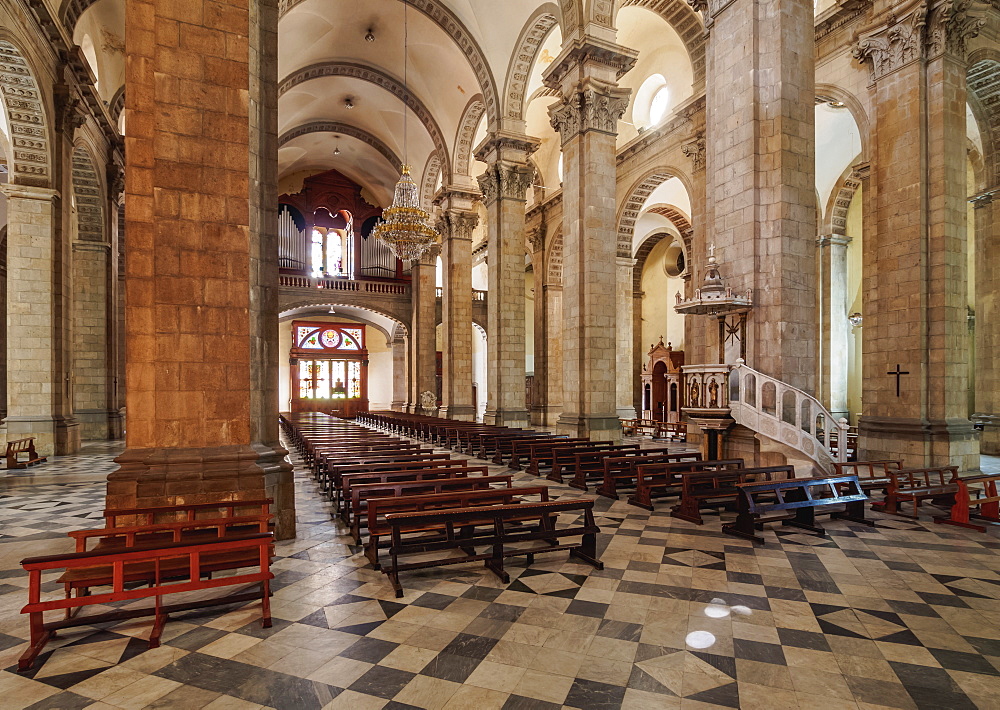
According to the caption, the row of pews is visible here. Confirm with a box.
[280,412,605,598]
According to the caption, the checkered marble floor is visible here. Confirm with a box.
[1,443,999,710]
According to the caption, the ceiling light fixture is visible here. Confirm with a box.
[370,0,440,262]
[344,97,355,109]
[333,135,341,156]
[365,28,376,42]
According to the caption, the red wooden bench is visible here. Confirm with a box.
[934,472,1000,532]
[4,437,47,470]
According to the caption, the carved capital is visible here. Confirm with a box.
[477,162,534,205]
[852,6,927,82]
[526,225,545,253]
[437,210,479,241]
[56,89,87,133]
[926,0,984,59]
[681,135,706,171]
[106,162,125,202]
[851,161,871,182]
[549,84,630,143]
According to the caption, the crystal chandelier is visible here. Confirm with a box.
[371,0,439,261]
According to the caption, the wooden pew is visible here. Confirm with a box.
[4,437,47,470]
[832,460,903,496]
[548,444,641,485]
[18,532,273,671]
[364,486,550,570]
[523,439,593,475]
[620,419,639,436]
[671,465,793,524]
[506,435,573,469]
[879,466,960,518]
[628,458,745,511]
[596,451,702,499]
[320,454,462,501]
[723,474,872,544]
[934,472,1000,532]
[653,422,687,441]
[381,498,603,597]
[348,473,513,544]
[339,465,488,522]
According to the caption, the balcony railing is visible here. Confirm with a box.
[279,275,410,295]
[435,287,487,301]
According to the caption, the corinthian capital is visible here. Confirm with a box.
[549,83,630,144]
[437,210,479,241]
[926,0,983,59]
[851,6,927,83]
[476,163,534,205]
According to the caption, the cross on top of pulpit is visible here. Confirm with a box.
[887,364,909,397]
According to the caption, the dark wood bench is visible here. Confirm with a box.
[653,422,687,441]
[382,498,603,597]
[934,472,1000,532]
[4,437,47,470]
[723,474,872,544]
[628,458,745,510]
[832,460,903,496]
[18,532,273,671]
[365,486,550,570]
[523,439,594,475]
[319,452,454,497]
[879,466,960,518]
[596,451,702,499]
[506,435,573,468]
[549,444,641,485]
[671,465,793,524]
[349,473,513,544]
[339,465,488,523]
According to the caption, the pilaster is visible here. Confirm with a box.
[409,246,439,416]
[817,234,852,421]
[972,193,997,453]
[1,183,79,456]
[616,257,638,420]
[475,132,538,428]
[390,330,408,412]
[436,189,479,421]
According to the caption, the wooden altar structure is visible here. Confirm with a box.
[640,338,685,422]
[290,321,369,417]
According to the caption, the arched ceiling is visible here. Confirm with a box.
[71,0,124,103]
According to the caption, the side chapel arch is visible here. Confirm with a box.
[0,38,51,187]
[503,8,561,123]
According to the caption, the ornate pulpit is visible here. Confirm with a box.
[640,338,685,422]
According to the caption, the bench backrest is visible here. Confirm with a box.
[385,498,595,530]
[637,458,744,479]
[682,465,793,497]
[331,458,468,476]
[352,474,514,513]
[341,466,485,491]
[367,485,550,529]
[737,474,866,514]
[104,499,273,527]
[6,437,35,454]
[890,466,960,488]
[832,460,903,480]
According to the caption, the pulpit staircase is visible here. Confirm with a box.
[727,360,849,476]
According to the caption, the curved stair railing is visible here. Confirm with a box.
[728,359,849,471]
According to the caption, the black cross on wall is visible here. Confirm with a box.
[887,364,909,397]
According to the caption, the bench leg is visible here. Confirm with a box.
[832,500,874,527]
[261,580,272,628]
[569,532,604,570]
[781,507,826,536]
[722,513,765,545]
[627,485,655,511]
[17,612,51,672]
[149,612,167,649]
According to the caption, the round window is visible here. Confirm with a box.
[649,86,670,125]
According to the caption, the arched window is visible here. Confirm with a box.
[634,74,671,130]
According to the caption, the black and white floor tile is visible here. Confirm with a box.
[1,437,999,709]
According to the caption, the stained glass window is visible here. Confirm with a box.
[310,228,325,277]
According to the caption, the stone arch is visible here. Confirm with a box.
[617,0,706,87]
[822,160,863,236]
[71,143,104,242]
[967,55,1000,186]
[109,86,124,127]
[279,0,501,126]
[279,61,451,177]
[60,0,99,32]
[616,169,675,258]
[968,139,987,194]
[632,230,675,292]
[420,152,442,211]
[279,301,408,345]
[453,95,485,178]
[545,230,563,284]
[815,83,871,163]
[0,39,51,187]
[503,8,561,123]
[278,122,402,171]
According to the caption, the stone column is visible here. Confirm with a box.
[409,247,438,415]
[545,37,636,441]
[817,234,851,420]
[72,239,113,439]
[390,329,408,412]
[107,166,126,439]
[698,0,816,389]
[475,133,538,428]
[527,227,547,426]
[2,184,80,455]
[616,257,637,420]
[972,193,997,453]
[853,3,980,468]
[541,283,563,427]
[436,191,478,421]
[111,0,294,538]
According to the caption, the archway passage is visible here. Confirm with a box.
[0,40,50,187]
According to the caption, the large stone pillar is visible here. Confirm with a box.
[72,239,113,439]
[436,191,478,421]
[616,257,637,420]
[111,0,294,538]
[973,193,998,453]
[817,234,851,420]
[541,283,563,427]
[854,2,980,469]
[545,38,635,442]
[2,184,79,455]
[698,0,816,389]
[409,248,438,415]
[475,133,538,428]
[390,330,408,412]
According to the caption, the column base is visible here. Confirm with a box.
[440,405,476,421]
[108,442,296,540]
[484,408,529,428]
[858,416,980,471]
[616,406,637,421]
[974,414,1000,456]
[3,415,81,456]
[530,404,562,427]
[556,413,621,443]
[390,401,407,413]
